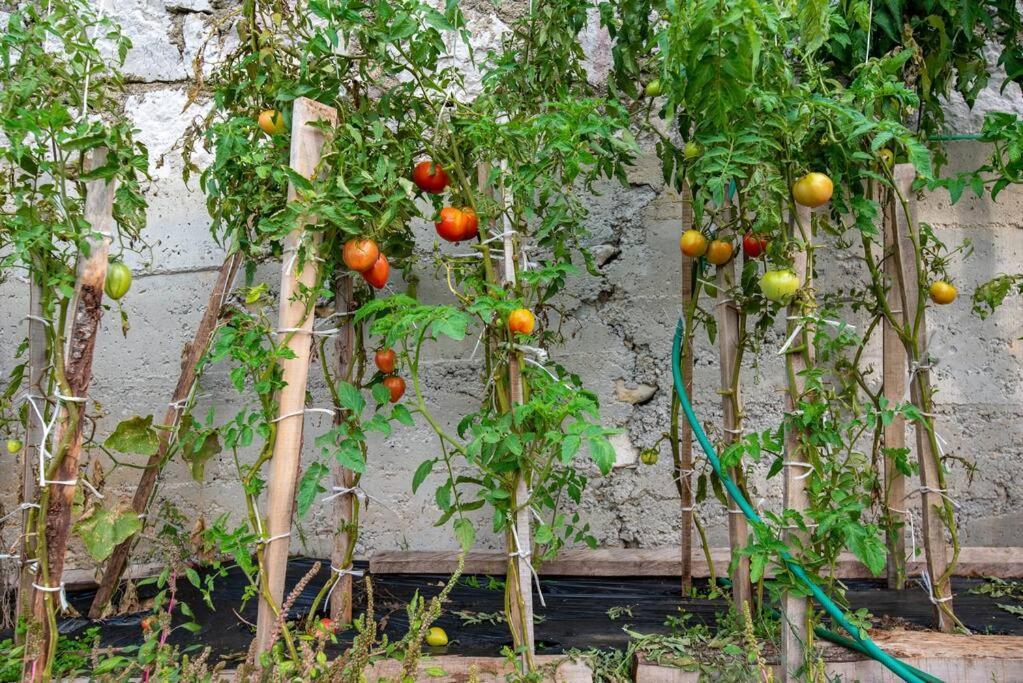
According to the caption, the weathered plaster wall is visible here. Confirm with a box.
[1,1,1022,581]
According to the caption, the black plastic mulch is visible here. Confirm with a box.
[9,557,1023,663]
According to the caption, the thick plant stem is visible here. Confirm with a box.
[715,202,751,614]
[254,97,338,656]
[24,147,114,682]
[780,203,814,681]
[89,252,241,619]
[880,182,907,590]
[329,272,358,624]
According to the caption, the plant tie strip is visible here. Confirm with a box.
[918,570,955,607]
[22,315,52,325]
[259,532,291,546]
[782,460,814,480]
[508,522,546,607]
[271,407,336,423]
[324,564,365,607]
[32,581,69,612]
[0,503,41,525]
[274,327,339,337]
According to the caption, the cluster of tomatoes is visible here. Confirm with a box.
[342,238,390,290]
[374,348,405,403]
[412,160,481,243]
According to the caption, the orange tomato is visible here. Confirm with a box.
[792,172,834,208]
[679,230,708,258]
[705,239,733,266]
[342,238,380,272]
[435,207,469,242]
[382,376,405,403]
[258,109,286,135]
[375,348,397,374]
[412,160,449,194]
[508,308,536,335]
[362,254,390,289]
[929,280,957,305]
[462,207,479,240]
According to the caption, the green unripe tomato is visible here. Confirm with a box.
[105,261,132,300]
[684,141,701,160]
[759,269,801,303]
[6,438,23,454]
[639,448,659,466]
[644,79,662,97]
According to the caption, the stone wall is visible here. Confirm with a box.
[1,0,1022,581]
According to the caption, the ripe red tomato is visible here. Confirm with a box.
[508,308,536,335]
[342,239,380,272]
[382,376,405,402]
[362,254,390,289]
[412,160,449,194]
[375,348,397,374]
[742,233,767,258]
[462,207,479,240]
[435,207,469,242]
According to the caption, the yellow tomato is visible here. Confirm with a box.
[929,280,957,305]
[679,230,708,258]
[792,172,834,208]
[258,109,287,135]
[508,308,536,335]
[705,239,734,266]
[425,626,449,647]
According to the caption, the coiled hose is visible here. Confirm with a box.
[670,318,940,683]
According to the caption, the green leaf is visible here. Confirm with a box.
[412,459,435,493]
[297,462,330,518]
[391,404,415,426]
[588,436,615,475]
[74,506,142,562]
[104,415,160,456]
[337,381,366,415]
[454,517,476,552]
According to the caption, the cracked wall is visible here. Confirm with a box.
[1,1,1022,582]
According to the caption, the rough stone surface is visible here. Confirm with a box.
[1,2,1023,581]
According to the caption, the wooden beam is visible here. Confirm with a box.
[780,203,813,681]
[677,182,695,596]
[25,147,115,681]
[254,97,338,655]
[88,252,241,619]
[889,164,955,630]
[364,655,592,682]
[881,182,907,590]
[370,546,1023,578]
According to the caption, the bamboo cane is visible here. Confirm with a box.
[889,164,955,630]
[24,147,115,681]
[780,203,813,681]
[88,252,242,619]
[254,97,338,655]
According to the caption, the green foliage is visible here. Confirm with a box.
[104,416,160,457]
[972,273,1023,319]
[74,505,143,562]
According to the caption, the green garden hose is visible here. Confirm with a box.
[670,318,939,683]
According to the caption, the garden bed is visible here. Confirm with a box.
[7,553,1023,681]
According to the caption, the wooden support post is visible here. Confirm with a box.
[499,165,535,670]
[24,147,115,681]
[882,183,907,591]
[16,280,47,635]
[781,203,813,681]
[678,182,695,596]
[715,203,751,613]
[88,252,242,619]
[328,272,357,624]
[254,97,338,656]
[889,164,955,630]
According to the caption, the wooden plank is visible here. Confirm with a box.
[634,630,1023,683]
[890,164,955,630]
[254,97,338,655]
[89,252,242,619]
[678,183,695,595]
[882,181,907,590]
[780,203,813,681]
[370,546,1023,578]
[714,202,750,613]
[25,147,116,681]
[365,655,591,682]
[329,272,357,623]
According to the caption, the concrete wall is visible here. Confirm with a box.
[1,1,1022,580]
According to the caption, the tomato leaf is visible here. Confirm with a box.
[74,505,142,562]
[105,415,160,456]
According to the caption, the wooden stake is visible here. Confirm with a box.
[714,203,751,612]
[88,252,242,619]
[780,203,813,681]
[499,165,535,670]
[24,147,115,681]
[882,182,907,590]
[678,182,695,595]
[889,164,955,630]
[255,97,338,655]
[329,272,357,624]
